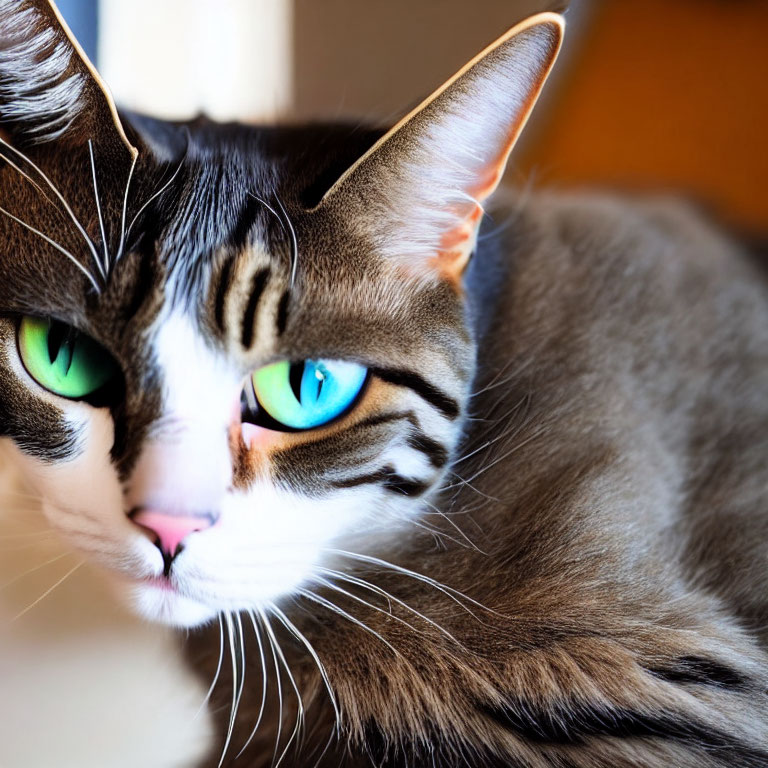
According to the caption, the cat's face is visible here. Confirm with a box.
[0,3,562,627]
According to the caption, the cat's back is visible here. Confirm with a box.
[475,190,768,638]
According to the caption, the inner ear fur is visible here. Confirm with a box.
[0,0,135,158]
[312,13,565,283]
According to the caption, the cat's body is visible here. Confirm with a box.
[188,187,768,767]
[1,4,767,767]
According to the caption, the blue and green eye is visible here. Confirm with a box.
[17,316,118,400]
[243,359,368,431]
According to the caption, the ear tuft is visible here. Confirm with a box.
[0,0,86,142]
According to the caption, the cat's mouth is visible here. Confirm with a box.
[140,575,177,592]
[129,572,216,627]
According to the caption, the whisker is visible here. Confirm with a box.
[195,612,225,720]
[274,194,299,287]
[311,574,423,637]
[325,549,501,619]
[217,612,242,768]
[237,611,270,759]
[248,191,298,286]
[0,136,102,277]
[268,601,340,733]
[261,606,285,768]
[420,500,486,554]
[297,587,400,656]
[315,567,462,646]
[125,128,189,243]
[11,559,83,621]
[454,425,549,487]
[259,607,304,768]
[0,549,74,591]
[87,140,109,278]
[0,205,101,292]
[0,148,57,208]
[116,151,138,262]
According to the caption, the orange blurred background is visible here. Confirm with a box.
[518,0,768,232]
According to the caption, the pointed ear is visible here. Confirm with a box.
[313,13,564,283]
[0,1,141,285]
[0,0,135,157]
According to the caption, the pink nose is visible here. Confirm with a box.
[130,508,217,557]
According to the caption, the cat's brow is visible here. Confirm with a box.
[213,256,235,333]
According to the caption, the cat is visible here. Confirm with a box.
[1,2,768,767]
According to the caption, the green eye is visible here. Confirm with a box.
[17,316,118,400]
[244,359,368,431]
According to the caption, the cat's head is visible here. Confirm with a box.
[0,1,562,627]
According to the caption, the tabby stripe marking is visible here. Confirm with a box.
[646,656,748,689]
[348,410,418,434]
[371,367,459,420]
[229,193,264,251]
[213,256,235,332]
[481,697,768,760]
[123,252,156,324]
[275,288,290,335]
[241,268,270,348]
[407,432,448,468]
[332,465,431,497]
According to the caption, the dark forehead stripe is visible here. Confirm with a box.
[228,192,265,252]
[122,254,158,326]
[241,267,270,348]
[275,288,290,336]
[213,256,235,333]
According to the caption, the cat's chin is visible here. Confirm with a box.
[130,582,216,628]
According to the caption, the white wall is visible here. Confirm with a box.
[99,0,293,121]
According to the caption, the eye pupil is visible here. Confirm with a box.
[289,361,305,403]
[46,321,74,372]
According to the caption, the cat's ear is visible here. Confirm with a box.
[312,13,563,283]
[0,0,136,162]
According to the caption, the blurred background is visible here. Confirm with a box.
[3,1,767,766]
[57,0,768,231]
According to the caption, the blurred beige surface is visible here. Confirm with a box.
[0,446,213,768]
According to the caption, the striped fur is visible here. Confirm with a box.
[1,5,768,767]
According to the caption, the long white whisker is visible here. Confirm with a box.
[237,611,270,759]
[268,602,340,732]
[11,560,83,621]
[261,607,284,768]
[420,500,486,554]
[325,549,500,618]
[217,611,242,768]
[0,136,101,271]
[0,206,101,292]
[311,575,421,636]
[195,613,225,720]
[116,152,137,262]
[297,588,400,657]
[316,567,462,646]
[455,426,548,487]
[125,130,189,241]
[247,193,285,233]
[0,149,57,208]
[260,607,304,768]
[87,140,109,278]
[274,194,299,287]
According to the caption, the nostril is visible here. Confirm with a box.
[129,507,218,570]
